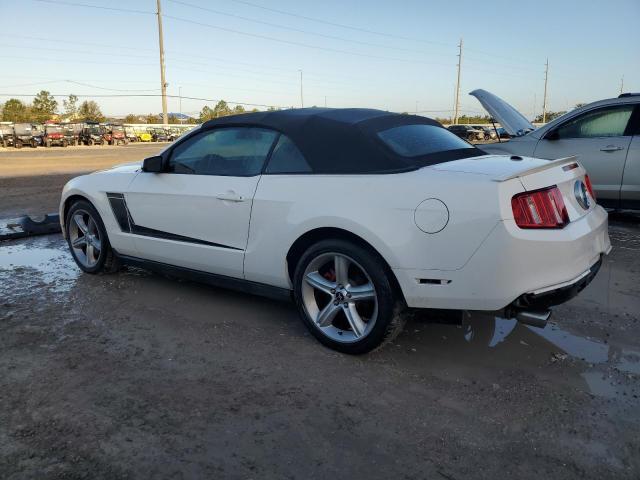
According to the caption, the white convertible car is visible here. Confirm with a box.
[60,108,611,354]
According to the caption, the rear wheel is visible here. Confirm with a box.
[30,139,37,148]
[66,200,119,274]
[15,140,23,149]
[293,239,405,354]
[88,139,94,146]
[467,133,476,142]
[62,139,68,147]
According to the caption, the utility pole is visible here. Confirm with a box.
[620,75,624,95]
[156,0,168,125]
[324,95,327,107]
[453,37,463,125]
[532,93,536,122]
[178,86,183,124]
[542,58,549,123]
[299,69,304,108]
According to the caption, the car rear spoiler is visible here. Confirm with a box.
[492,156,579,182]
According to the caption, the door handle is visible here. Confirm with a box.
[215,191,245,202]
[600,145,624,152]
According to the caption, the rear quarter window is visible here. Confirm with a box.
[377,124,474,158]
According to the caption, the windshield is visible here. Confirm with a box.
[112,126,124,132]
[89,126,102,134]
[45,126,63,134]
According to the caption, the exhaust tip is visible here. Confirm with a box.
[516,309,551,328]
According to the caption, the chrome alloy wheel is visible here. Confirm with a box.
[301,252,378,343]
[68,209,102,269]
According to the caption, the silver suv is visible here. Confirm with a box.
[472,89,640,210]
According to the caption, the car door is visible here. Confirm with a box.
[533,104,635,208]
[124,126,278,278]
[620,106,640,209]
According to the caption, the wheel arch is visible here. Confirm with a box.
[61,194,94,238]
[285,227,406,305]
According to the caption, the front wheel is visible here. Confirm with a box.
[66,200,119,274]
[293,239,405,354]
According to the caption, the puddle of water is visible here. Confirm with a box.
[0,242,79,290]
[527,323,609,364]
[430,314,639,399]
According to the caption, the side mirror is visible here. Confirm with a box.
[142,155,164,173]
[545,129,559,141]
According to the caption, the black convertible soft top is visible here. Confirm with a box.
[201,108,483,174]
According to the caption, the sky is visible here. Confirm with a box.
[0,0,638,120]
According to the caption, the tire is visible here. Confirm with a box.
[15,140,23,149]
[467,133,475,142]
[88,139,94,146]
[31,139,38,148]
[45,140,51,148]
[66,200,119,274]
[293,239,405,354]
[62,140,68,147]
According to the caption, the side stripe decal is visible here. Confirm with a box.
[106,192,243,251]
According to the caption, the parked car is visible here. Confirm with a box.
[473,125,498,141]
[63,123,82,146]
[12,123,42,148]
[471,89,640,210]
[43,124,68,147]
[167,127,182,141]
[148,127,169,142]
[0,124,15,148]
[447,124,485,142]
[124,126,138,143]
[495,127,511,139]
[108,124,127,145]
[135,128,152,142]
[60,108,610,354]
[79,123,106,146]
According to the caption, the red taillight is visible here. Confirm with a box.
[584,175,596,200]
[511,186,569,229]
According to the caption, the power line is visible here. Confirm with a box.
[221,0,452,48]
[32,0,153,15]
[163,14,453,67]
[168,0,449,57]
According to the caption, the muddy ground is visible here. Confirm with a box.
[1,148,639,479]
[0,144,164,220]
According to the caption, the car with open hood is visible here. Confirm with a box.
[471,89,640,210]
[60,108,610,354]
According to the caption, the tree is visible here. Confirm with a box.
[213,100,232,118]
[534,111,566,123]
[31,90,58,122]
[62,94,79,120]
[78,100,105,122]
[123,114,140,124]
[2,98,29,122]
[145,113,159,124]
[199,105,215,122]
[232,104,246,115]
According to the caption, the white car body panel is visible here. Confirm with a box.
[124,172,258,278]
[61,151,610,313]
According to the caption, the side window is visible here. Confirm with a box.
[264,135,312,174]
[555,105,634,139]
[168,127,278,176]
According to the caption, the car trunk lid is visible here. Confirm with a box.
[469,89,535,137]
[432,155,595,221]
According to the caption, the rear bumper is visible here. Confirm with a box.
[507,256,602,311]
[394,205,611,311]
